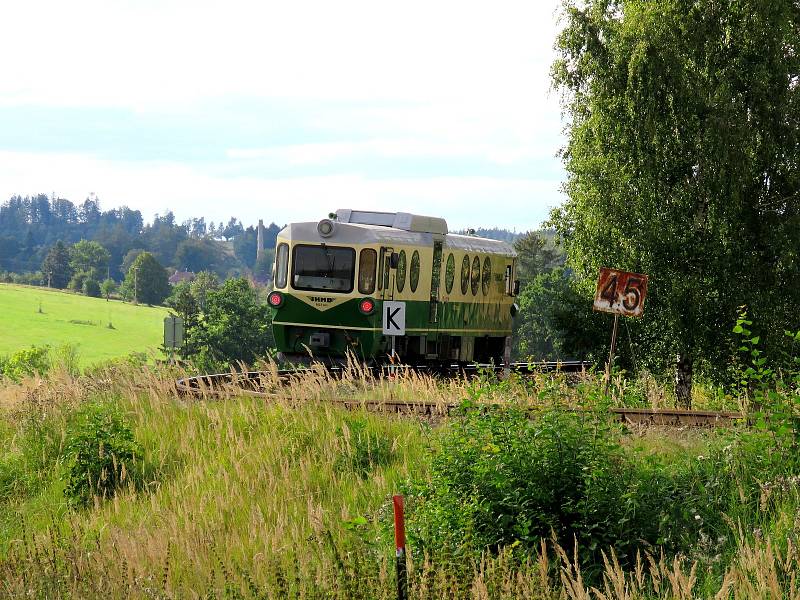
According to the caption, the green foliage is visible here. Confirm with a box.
[0,194,274,284]
[184,278,273,370]
[406,404,634,565]
[406,376,800,572]
[514,268,606,361]
[121,251,170,305]
[733,311,800,469]
[100,277,117,300]
[166,272,221,360]
[62,402,142,505]
[120,248,146,275]
[41,240,72,289]
[190,270,219,310]
[50,343,81,377]
[512,231,562,287]
[551,0,800,382]
[82,278,101,298]
[0,346,50,381]
[334,415,394,478]
[175,238,236,277]
[68,271,87,293]
[0,406,64,502]
[69,239,111,283]
[253,250,275,282]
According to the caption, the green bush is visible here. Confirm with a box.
[406,404,630,562]
[62,402,142,505]
[404,401,784,571]
[82,278,101,297]
[0,346,50,381]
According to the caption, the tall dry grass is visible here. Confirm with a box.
[0,361,795,598]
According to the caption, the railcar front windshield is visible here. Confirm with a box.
[292,244,355,293]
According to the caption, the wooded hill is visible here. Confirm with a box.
[0,194,281,280]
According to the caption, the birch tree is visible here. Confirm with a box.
[551,0,800,404]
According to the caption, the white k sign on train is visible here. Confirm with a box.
[382,301,406,336]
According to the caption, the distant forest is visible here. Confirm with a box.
[0,194,282,281]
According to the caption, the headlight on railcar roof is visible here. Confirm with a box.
[317,218,335,237]
[268,291,284,308]
[358,297,376,315]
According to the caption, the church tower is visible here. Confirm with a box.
[256,219,265,261]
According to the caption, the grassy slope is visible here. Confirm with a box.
[0,284,168,365]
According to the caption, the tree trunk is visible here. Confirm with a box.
[675,354,693,408]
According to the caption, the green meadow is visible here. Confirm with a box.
[0,284,169,365]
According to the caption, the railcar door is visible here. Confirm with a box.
[378,246,396,301]
[429,241,442,322]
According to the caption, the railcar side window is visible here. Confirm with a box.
[445,253,455,294]
[460,255,470,295]
[482,257,491,296]
[396,250,407,293]
[410,251,420,293]
[358,248,377,294]
[471,256,480,295]
[292,244,355,293]
[275,243,288,289]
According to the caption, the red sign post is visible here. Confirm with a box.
[393,495,408,600]
[593,268,649,394]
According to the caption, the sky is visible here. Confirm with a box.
[0,0,566,232]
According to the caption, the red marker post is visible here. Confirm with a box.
[393,495,408,600]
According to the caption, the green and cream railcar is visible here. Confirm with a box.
[268,209,518,364]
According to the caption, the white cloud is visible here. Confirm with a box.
[0,0,562,109]
[0,0,568,231]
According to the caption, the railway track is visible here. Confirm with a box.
[174,362,744,428]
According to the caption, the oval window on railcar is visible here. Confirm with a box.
[445,253,455,294]
[396,250,407,293]
[358,248,377,294]
[275,243,289,289]
[471,256,481,296]
[482,257,491,296]
[410,250,420,293]
[460,255,470,294]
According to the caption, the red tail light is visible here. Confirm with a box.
[358,297,375,315]
[268,291,284,308]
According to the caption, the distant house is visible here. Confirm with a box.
[169,270,195,285]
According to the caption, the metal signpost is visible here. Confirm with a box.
[593,267,648,394]
[163,315,184,363]
[382,301,406,363]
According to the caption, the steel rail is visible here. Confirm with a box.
[173,363,744,427]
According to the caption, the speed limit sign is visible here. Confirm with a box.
[593,267,648,318]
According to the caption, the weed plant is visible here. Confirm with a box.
[62,402,143,505]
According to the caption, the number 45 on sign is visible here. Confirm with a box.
[593,267,648,318]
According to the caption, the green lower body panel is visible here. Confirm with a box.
[271,294,513,363]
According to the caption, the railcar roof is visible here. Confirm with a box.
[279,221,516,257]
